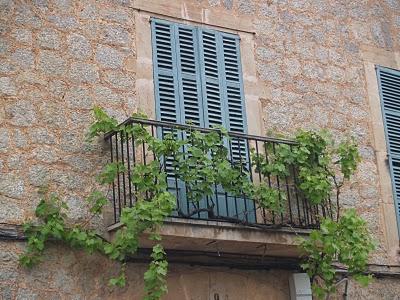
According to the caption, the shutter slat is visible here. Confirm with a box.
[377,66,400,234]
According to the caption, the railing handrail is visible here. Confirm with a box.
[104,117,298,145]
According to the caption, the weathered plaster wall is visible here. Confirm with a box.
[1,0,400,299]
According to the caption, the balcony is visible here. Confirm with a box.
[104,119,336,232]
[103,118,340,259]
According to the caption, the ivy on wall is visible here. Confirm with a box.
[20,107,374,300]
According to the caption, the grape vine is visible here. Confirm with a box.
[20,107,374,299]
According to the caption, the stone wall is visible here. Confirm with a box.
[1,0,400,299]
[1,241,292,300]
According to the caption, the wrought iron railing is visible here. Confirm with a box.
[104,118,336,229]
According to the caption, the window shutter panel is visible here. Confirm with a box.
[198,29,226,128]
[221,33,246,133]
[377,66,400,233]
[219,33,253,222]
[175,25,204,126]
[151,20,181,124]
[152,19,203,127]
[198,29,252,221]
[198,30,248,160]
[151,19,189,215]
[219,33,248,166]
[174,24,207,217]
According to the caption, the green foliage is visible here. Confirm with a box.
[337,138,361,180]
[292,131,332,205]
[252,131,360,206]
[109,263,127,287]
[87,106,118,142]
[21,107,369,300]
[19,194,106,268]
[252,184,285,213]
[144,244,169,300]
[97,162,126,185]
[86,191,108,214]
[299,209,375,299]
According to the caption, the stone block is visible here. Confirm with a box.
[38,28,61,50]
[65,86,93,109]
[0,77,16,95]
[38,51,67,76]
[105,70,134,90]
[0,128,9,151]
[48,15,78,31]
[12,29,32,45]
[67,33,92,60]
[95,45,124,69]
[0,175,24,199]
[100,24,131,46]
[11,49,34,69]
[69,63,99,84]
[5,100,36,126]
[28,164,50,187]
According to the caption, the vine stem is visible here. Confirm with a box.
[330,173,343,222]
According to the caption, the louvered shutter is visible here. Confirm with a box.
[174,24,207,217]
[198,29,226,127]
[377,66,400,233]
[151,20,181,124]
[197,29,253,221]
[152,20,197,217]
[152,19,204,126]
[198,30,248,164]
[220,33,254,222]
[175,25,203,126]
[152,19,252,222]
[220,33,248,169]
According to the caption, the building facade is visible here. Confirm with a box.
[1,0,400,299]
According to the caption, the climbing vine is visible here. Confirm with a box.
[20,107,374,299]
[300,210,375,299]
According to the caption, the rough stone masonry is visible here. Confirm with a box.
[1,0,400,299]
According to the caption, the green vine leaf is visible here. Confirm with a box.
[87,106,118,142]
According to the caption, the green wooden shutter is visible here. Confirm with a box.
[197,29,248,164]
[198,29,226,127]
[377,66,400,234]
[220,33,248,167]
[151,19,181,124]
[152,20,247,137]
[152,19,204,126]
[152,19,252,222]
[175,24,204,126]
[151,19,192,217]
[197,28,252,221]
